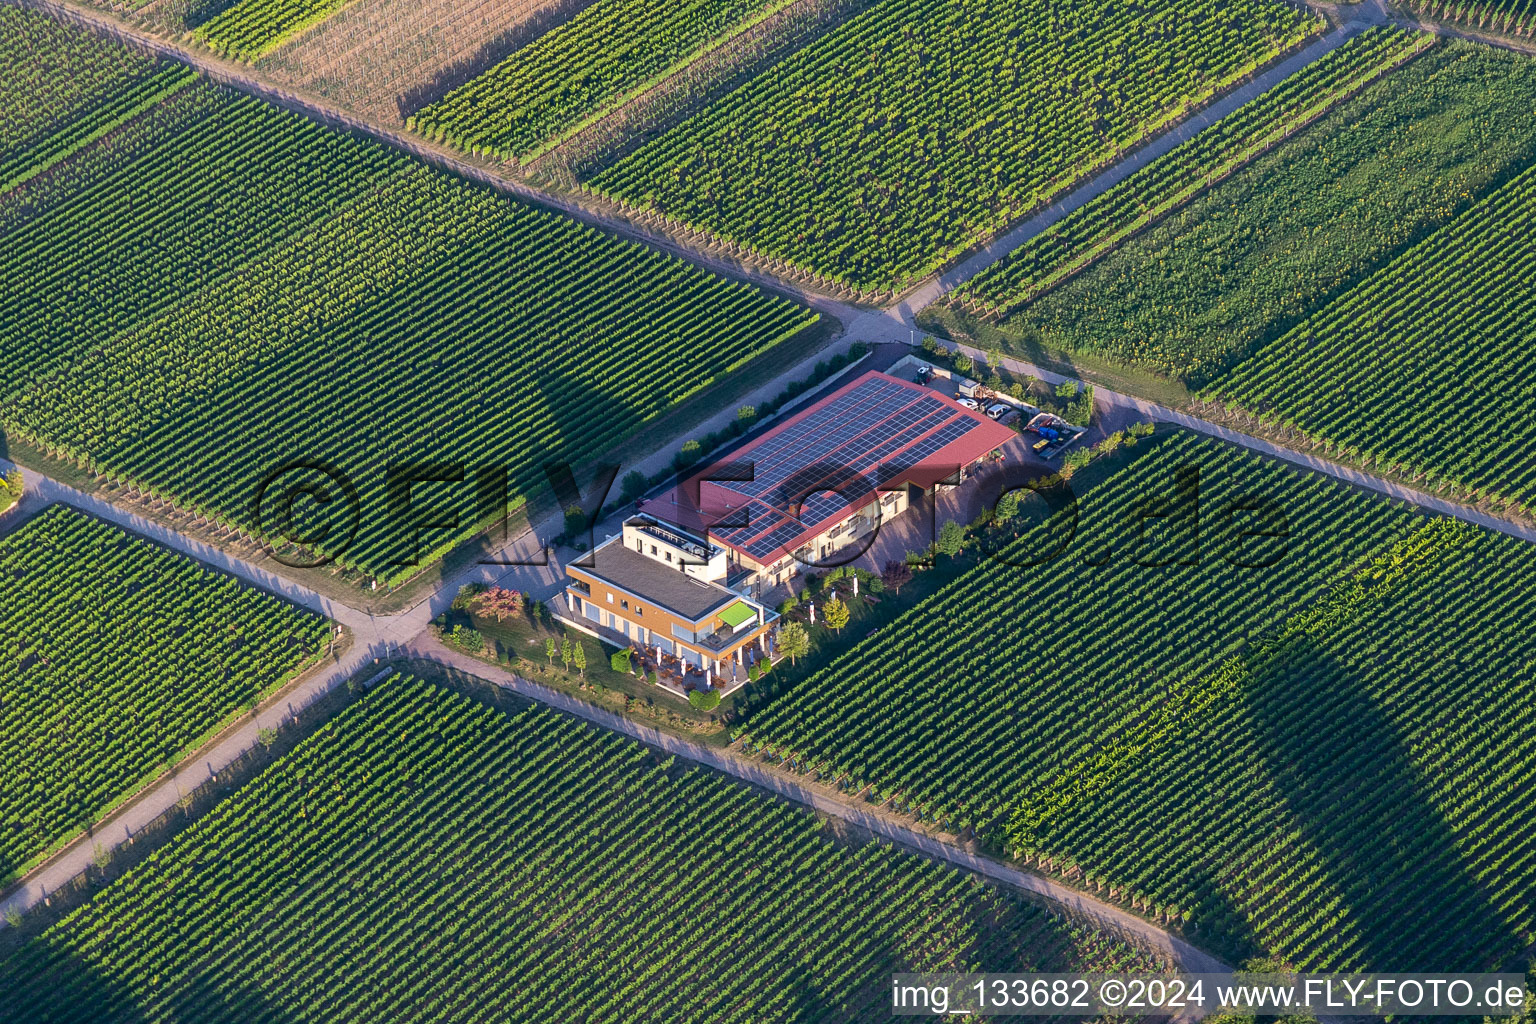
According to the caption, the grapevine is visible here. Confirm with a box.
[0,675,1167,1021]
[0,506,331,882]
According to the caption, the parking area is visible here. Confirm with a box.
[884,353,1087,458]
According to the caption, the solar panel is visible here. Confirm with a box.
[712,500,789,546]
[744,519,809,561]
[695,373,1001,562]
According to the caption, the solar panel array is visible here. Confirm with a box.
[702,374,990,562]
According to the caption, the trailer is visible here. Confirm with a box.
[1025,412,1085,460]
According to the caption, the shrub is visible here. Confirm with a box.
[1063,449,1093,471]
[610,649,632,674]
[881,560,913,593]
[688,689,721,712]
[674,439,703,470]
[0,468,21,512]
[448,625,485,654]
[995,488,1021,523]
[451,582,487,611]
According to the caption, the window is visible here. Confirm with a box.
[665,552,673,562]
[606,593,614,604]
[650,544,658,555]
[621,599,629,611]
[635,605,644,617]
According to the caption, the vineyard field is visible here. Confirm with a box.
[0,6,160,163]
[1405,0,1536,37]
[0,674,1165,1021]
[588,0,1319,297]
[1207,160,1536,515]
[253,0,573,120]
[0,506,331,883]
[193,0,363,61]
[0,8,818,584]
[739,429,1536,970]
[971,41,1536,385]
[953,28,1435,318]
[410,0,796,163]
[1002,516,1536,972]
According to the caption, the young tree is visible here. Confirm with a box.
[882,559,913,594]
[995,488,1021,524]
[563,504,587,542]
[572,641,587,678]
[776,622,810,666]
[620,469,648,503]
[559,638,573,672]
[544,636,557,666]
[937,519,965,557]
[823,596,850,634]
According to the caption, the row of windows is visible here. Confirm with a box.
[605,591,644,617]
[633,537,682,567]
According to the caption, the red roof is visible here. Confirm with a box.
[643,370,1013,566]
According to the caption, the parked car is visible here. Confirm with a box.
[956,397,980,410]
[986,403,1012,421]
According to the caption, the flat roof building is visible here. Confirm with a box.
[562,513,776,692]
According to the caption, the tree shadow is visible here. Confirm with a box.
[0,934,147,1023]
[169,968,305,1024]
[1240,637,1522,971]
